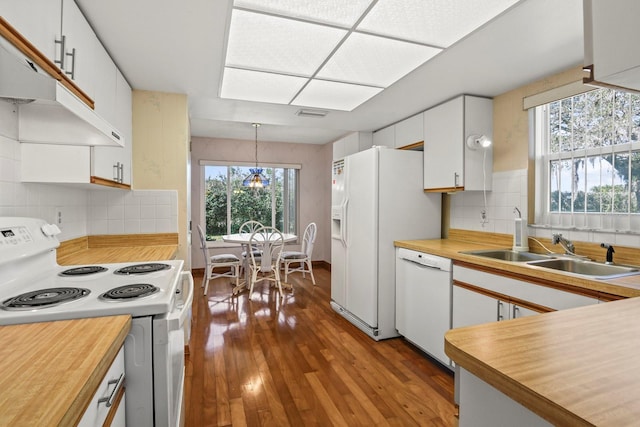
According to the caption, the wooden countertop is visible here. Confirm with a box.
[394,238,640,299]
[57,233,178,265]
[0,315,131,426]
[444,298,640,426]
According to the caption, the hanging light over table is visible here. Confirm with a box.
[243,123,270,188]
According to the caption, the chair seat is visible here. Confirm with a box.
[281,251,306,260]
[210,254,240,263]
[241,250,262,258]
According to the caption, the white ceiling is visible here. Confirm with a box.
[76,0,584,145]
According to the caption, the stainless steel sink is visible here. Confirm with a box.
[460,249,553,262]
[526,258,640,279]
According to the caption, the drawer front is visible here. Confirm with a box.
[453,266,597,310]
[78,346,126,427]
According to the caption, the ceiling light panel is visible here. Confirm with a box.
[358,0,520,48]
[221,68,308,104]
[226,9,347,76]
[233,0,374,27]
[293,79,382,111]
[318,32,441,87]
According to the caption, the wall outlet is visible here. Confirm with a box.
[55,207,63,229]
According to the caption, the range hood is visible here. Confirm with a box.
[0,41,123,147]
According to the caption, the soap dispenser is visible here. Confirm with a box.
[513,207,529,252]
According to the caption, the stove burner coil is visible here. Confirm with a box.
[60,266,108,276]
[100,284,159,300]
[114,263,171,275]
[1,287,90,310]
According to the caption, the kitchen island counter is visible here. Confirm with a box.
[0,315,131,426]
[445,297,640,426]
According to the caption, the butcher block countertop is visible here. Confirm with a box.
[57,233,178,265]
[444,297,640,426]
[395,231,640,299]
[0,315,131,426]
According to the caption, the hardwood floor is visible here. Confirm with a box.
[184,267,456,426]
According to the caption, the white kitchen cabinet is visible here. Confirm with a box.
[78,345,126,427]
[93,69,132,185]
[394,113,423,149]
[0,0,61,61]
[423,95,493,192]
[452,284,540,328]
[584,0,640,92]
[372,125,394,149]
[452,264,599,329]
[332,131,373,160]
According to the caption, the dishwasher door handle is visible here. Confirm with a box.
[400,258,443,271]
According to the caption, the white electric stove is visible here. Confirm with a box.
[0,217,192,427]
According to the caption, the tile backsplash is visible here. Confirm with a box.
[0,104,177,241]
[450,169,528,235]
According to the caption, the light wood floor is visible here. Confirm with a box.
[184,267,456,426]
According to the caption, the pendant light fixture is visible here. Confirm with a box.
[242,123,270,188]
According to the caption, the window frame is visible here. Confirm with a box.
[532,87,640,232]
[199,160,301,247]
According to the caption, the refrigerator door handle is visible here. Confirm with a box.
[342,198,348,245]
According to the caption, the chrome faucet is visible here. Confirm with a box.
[513,207,521,218]
[551,233,576,255]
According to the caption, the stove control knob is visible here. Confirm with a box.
[41,223,61,237]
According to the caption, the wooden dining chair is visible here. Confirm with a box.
[196,225,241,296]
[247,226,285,298]
[281,222,316,285]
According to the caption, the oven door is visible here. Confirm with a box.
[152,271,194,427]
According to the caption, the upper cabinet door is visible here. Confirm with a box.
[423,96,464,191]
[373,125,394,149]
[584,0,640,91]
[423,95,492,192]
[60,0,99,98]
[394,113,423,149]
[0,0,62,62]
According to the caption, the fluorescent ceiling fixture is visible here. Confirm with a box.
[221,68,308,104]
[221,0,520,111]
[318,32,441,87]
[292,80,382,111]
[233,0,372,27]
[226,9,346,76]
[358,0,521,48]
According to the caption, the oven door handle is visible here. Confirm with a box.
[167,271,194,330]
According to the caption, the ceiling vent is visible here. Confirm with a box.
[296,108,329,118]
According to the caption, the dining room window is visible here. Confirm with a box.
[201,163,299,241]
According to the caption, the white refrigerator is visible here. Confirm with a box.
[331,146,441,340]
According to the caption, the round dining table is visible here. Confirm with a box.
[222,232,297,294]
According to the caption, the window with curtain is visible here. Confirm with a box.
[202,164,299,241]
[533,87,640,231]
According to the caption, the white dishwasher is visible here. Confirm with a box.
[396,247,452,368]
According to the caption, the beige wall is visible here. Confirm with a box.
[132,90,190,266]
[492,66,585,171]
[190,136,332,269]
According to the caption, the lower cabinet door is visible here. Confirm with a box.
[452,285,500,328]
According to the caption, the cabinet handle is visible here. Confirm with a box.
[64,47,76,80]
[113,163,119,182]
[454,172,460,187]
[497,300,504,321]
[98,373,125,408]
[118,163,124,183]
[54,35,66,69]
[513,305,519,319]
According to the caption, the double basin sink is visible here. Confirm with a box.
[460,249,640,280]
